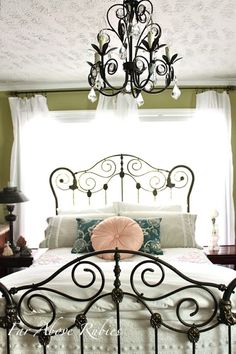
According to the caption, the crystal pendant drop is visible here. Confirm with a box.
[136,93,144,107]
[130,23,141,38]
[125,82,131,93]
[145,81,154,92]
[171,81,181,100]
[95,73,103,90]
[119,45,127,60]
[88,87,97,103]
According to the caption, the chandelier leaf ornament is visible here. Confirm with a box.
[87,0,182,105]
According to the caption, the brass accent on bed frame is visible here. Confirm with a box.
[49,153,195,213]
[219,278,236,326]
[0,249,235,354]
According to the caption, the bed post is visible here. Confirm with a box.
[0,283,19,354]
[167,164,195,212]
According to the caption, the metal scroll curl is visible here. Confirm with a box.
[128,255,223,334]
[50,168,76,192]
[8,258,106,336]
[126,157,169,193]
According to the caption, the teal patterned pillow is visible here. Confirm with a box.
[135,218,163,255]
[71,218,102,253]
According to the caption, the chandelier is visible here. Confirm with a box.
[87,0,182,105]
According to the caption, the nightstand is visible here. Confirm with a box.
[203,245,236,270]
[0,252,34,277]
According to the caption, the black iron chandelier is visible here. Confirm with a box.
[87,0,182,105]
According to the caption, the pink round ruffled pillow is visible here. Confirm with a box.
[91,216,143,260]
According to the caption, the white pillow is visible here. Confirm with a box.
[39,213,116,249]
[113,201,182,214]
[119,210,201,249]
[57,204,114,215]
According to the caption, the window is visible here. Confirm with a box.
[21,108,229,247]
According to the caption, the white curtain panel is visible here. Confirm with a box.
[94,93,139,157]
[96,93,138,121]
[8,95,49,245]
[195,91,235,245]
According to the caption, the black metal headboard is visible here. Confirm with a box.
[49,153,194,214]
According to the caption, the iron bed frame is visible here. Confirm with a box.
[0,154,235,353]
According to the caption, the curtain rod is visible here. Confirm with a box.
[10,85,236,96]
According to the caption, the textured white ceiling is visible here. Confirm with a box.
[0,0,236,91]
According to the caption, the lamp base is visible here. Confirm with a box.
[5,204,17,253]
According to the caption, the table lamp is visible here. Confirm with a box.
[0,183,28,252]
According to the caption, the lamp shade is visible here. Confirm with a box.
[0,187,28,204]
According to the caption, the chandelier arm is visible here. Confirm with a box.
[155,58,171,77]
[97,89,122,97]
[106,4,126,37]
[132,55,152,89]
[130,77,141,98]
[138,0,154,15]
[100,58,129,91]
[143,86,168,94]
[134,20,151,52]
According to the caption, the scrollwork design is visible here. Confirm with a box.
[16,290,57,332]
[50,155,194,214]
[10,259,105,336]
[175,287,218,328]
[1,249,234,351]
[78,172,97,193]
[71,260,105,299]
[155,59,169,77]
[76,158,117,193]
[130,260,165,300]
[103,57,119,78]
[100,158,117,176]
[149,172,167,191]
[129,256,221,334]
[52,169,75,191]
[126,158,168,192]
[168,166,193,190]
[126,158,146,176]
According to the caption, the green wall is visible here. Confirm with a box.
[0,89,235,223]
[0,92,12,187]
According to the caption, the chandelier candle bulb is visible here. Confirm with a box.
[148,29,155,47]
[94,52,100,64]
[98,32,108,50]
[165,46,170,60]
